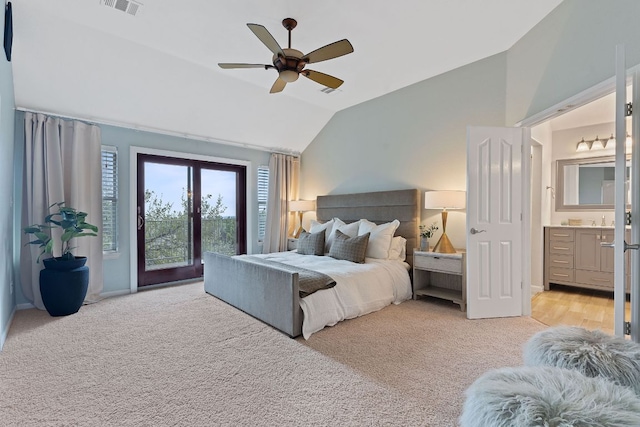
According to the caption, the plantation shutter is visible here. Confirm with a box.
[257,166,269,242]
[102,146,118,252]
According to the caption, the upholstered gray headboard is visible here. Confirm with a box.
[316,189,420,268]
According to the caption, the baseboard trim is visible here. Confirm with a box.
[1,306,16,351]
[100,289,131,299]
[17,302,35,310]
[531,285,544,295]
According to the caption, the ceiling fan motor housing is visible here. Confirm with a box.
[273,48,306,82]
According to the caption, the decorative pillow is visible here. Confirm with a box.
[297,231,325,256]
[388,236,407,261]
[358,219,400,259]
[326,218,361,252]
[328,230,370,263]
[309,219,334,253]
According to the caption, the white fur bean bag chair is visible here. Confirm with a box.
[523,326,640,396]
[459,366,640,427]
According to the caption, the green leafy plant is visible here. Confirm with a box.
[419,222,439,239]
[23,202,99,262]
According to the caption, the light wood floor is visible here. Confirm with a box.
[531,285,630,336]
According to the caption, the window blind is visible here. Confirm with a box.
[102,146,118,252]
[257,166,269,242]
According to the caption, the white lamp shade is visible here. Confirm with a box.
[424,190,466,210]
[289,200,316,212]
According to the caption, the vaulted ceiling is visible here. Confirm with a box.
[11,0,562,153]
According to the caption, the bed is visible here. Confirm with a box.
[204,188,420,338]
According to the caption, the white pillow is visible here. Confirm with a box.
[309,219,334,253]
[388,236,407,261]
[358,219,400,259]
[326,218,361,252]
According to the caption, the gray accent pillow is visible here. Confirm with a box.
[329,230,370,263]
[297,231,325,256]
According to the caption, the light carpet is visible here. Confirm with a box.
[1,282,546,426]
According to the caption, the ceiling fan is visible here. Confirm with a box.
[218,18,354,94]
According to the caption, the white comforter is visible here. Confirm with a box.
[252,251,413,339]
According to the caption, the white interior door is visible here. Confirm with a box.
[466,126,528,319]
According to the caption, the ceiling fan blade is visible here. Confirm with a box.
[303,39,354,64]
[270,77,286,94]
[302,69,344,89]
[247,23,284,57]
[218,63,273,69]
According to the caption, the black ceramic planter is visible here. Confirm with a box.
[40,257,89,316]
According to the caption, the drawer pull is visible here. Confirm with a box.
[552,234,570,237]
[592,278,611,282]
[553,260,569,264]
[552,273,569,277]
[553,247,569,250]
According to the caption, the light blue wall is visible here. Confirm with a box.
[13,113,270,303]
[506,0,640,125]
[0,9,16,349]
[300,53,508,250]
[300,0,640,250]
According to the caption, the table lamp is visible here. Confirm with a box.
[424,190,466,253]
[289,200,316,238]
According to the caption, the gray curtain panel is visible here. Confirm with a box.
[262,153,299,253]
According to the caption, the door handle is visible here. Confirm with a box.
[601,241,640,251]
[469,228,486,235]
[137,206,145,230]
[137,214,145,230]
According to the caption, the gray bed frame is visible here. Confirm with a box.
[204,188,420,338]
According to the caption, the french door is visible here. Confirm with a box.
[136,154,246,287]
[613,46,639,339]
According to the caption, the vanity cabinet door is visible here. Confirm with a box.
[575,229,601,271]
[600,230,615,273]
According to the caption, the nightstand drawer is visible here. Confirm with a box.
[414,254,462,275]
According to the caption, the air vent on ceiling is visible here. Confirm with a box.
[101,0,142,16]
[320,87,337,94]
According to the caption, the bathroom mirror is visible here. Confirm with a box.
[556,155,631,211]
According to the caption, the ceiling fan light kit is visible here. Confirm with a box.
[218,18,353,93]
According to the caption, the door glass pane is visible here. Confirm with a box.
[201,169,237,256]
[144,163,194,271]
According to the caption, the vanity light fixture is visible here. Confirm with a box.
[591,136,605,150]
[576,138,590,152]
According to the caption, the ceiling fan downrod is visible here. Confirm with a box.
[282,18,297,49]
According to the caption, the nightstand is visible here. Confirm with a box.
[413,250,466,312]
[287,238,298,251]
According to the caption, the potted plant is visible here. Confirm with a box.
[23,202,99,316]
[419,222,439,251]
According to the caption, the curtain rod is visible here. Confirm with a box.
[16,107,301,157]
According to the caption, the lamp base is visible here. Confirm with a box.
[292,226,303,239]
[432,232,456,253]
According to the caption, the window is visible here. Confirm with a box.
[257,166,269,242]
[102,146,118,252]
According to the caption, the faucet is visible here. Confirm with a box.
[601,215,606,226]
